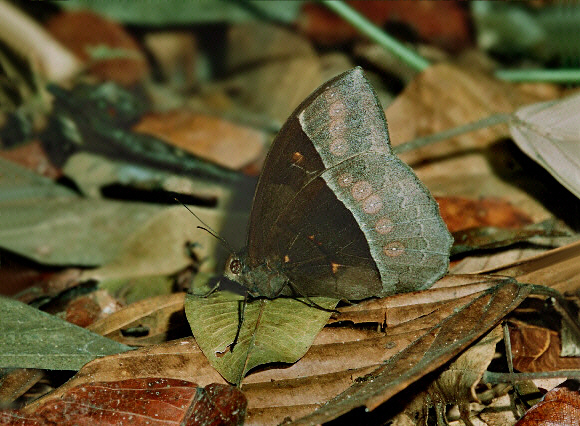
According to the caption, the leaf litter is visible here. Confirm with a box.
[2,4,580,426]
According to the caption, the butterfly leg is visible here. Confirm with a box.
[230,292,249,352]
[189,277,221,298]
[286,281,339,313]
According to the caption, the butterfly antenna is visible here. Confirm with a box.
[175,198,235,254]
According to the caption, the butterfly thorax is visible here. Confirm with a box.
[224,252,292,299]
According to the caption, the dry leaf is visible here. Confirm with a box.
[509,320,580,373]
[220,23,324,125]
[387,63,548,166]
[17,276,528,425]
[510,91,580,200]
[45,11,149,85]
[1,378,246,426]
[298,1,471,51]
[133,110,267,170]
[482,239,580,294]
[88,293,187,346]
[437,196,533,233]
[0,141,60,180]
[516,379,580,426]
[394,326,504,424]
[290,280,530,424]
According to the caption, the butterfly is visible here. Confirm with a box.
[222,67,453,303]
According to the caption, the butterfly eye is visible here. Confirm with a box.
[229,258,242,275]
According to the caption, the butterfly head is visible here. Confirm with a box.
[224,252,290,299]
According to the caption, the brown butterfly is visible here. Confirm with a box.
[223,67,452,303]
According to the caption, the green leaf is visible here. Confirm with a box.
[0,297,133,370]
[0,157,164,266]
[59,0,303,25]
[185,291,338,385]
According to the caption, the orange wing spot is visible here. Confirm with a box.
[307,234,323,246]
[284,254,290,263]
[291,151,304,165]
[330,261,341,274]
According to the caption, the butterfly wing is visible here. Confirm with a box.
[246,68,453,299]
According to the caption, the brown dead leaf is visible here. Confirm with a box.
[0,369,45,409]
[387,63,552,166]
[291,280,530,425]
[1,378,246,426]
[395,326,504,424]
[133,110,267,171]
[390,65,571,274]
[63,293,113,328]
[226,22,315,71]
[333,274,506,326]
[18,276,529,425]
[45,11,149,86]
[88,293,187,346]
[482,239,580,294]
[510,320,580,373]
[144,31,198,92]
[221,23,324,125]
[516,379,580,425]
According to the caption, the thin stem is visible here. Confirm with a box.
[484,370,580,384]
[393,113,512,154]
[496,68,580,83]
[322,1,430,72]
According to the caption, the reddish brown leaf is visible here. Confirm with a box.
[298,1,471,51]
[516,379,580,425]
[0,141,60,180]
[437,196,533,233]
[510,320,580,373]
[1,379,246,426]
[63,296,103,327]
[45,11,149,85]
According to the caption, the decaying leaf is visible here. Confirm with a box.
[84,205,248,282]
[88,293,187,346]
[15,276,538,425]
[509,320,580,373]
[437,196,534,233]
[290,280,530,424]
[516,379,580,425]
[185,291,338,385]
[387,63,550,167]
[0,378,246,426]
[482,239,580,294]
[133,110,267,171]
[45,10,149,86]
[394,326,504,425]
[451,220,567,256]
